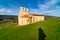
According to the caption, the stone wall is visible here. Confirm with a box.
[33,16,44,23]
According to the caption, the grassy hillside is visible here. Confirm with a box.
[0,19,60,40]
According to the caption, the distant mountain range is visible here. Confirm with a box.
[0,15,18,23]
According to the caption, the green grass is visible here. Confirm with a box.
[0,19,60,40]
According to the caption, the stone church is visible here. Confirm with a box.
[18,7,45,25]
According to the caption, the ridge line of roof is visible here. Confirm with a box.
[29,13,44,16]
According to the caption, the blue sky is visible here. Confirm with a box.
[0,0,60,17]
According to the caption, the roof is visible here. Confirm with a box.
[20,13,44,18]
[29,13,44,16]
[20,14,32,18]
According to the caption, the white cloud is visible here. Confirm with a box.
[38,4,48,10]
[46,0,57,5]
[30,0,60,13]
[45,11,53,13]
[29,0,60,17]
[0,8,12,13]
[0,8,13,15]
[0,8,19,15]
[6,10,12,13]
[0,8,5,12]
[29,8,41,14]
[38,0,59,10]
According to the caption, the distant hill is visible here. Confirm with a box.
[0,18,60,40]
[0,15,18,23]
[45,15,60,20]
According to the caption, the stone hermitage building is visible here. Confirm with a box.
[18,7,45,25]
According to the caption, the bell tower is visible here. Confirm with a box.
[18,7,29,25]
[20,7,28,15]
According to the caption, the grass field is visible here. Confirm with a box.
[0,19,60,40]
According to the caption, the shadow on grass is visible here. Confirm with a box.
[39,28,46,40]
